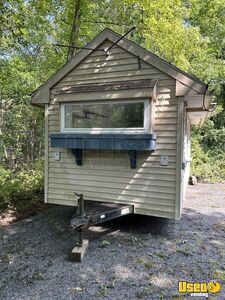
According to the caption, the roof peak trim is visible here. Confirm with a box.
[31,28,207,105]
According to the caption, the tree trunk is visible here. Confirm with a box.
[68,0,81,61]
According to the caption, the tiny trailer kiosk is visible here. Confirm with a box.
[31,29,212,259]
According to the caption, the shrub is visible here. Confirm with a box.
[191,147,225,182]
[191,108,225,183]
[0,159,44,215]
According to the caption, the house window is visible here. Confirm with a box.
[61,100,150,133]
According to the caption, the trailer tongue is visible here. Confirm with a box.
[70,192,134,262]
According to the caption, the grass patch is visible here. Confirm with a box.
[99,240,111,248]
[213,270,225,281]
[136,257,145,264]
[144,260,153,269]
[136,257,154,269]
[176,249,191,256]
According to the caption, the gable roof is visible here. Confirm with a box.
[31,28,208,105]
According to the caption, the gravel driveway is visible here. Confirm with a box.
[0,183,225,300]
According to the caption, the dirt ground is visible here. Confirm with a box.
[0,183,224,300]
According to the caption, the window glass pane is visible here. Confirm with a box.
[64,102,144,129]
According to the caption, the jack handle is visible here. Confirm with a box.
[74,192,85,218]
[74,192,83,199]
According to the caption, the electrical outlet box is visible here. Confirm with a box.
[54,152,60,161]
[160,155,169,166]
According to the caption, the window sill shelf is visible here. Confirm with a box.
[50,133,156,168]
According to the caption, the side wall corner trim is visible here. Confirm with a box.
[44,104,49,203]
[175,97,184,219]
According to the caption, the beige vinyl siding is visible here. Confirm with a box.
[47,40,178,219]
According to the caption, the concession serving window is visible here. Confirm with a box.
[50,80,157,168]
[61,100,149,134]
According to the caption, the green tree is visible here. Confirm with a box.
[0,0,224,213]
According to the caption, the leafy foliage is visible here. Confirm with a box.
[0,159,44,214]
[191,106,225,182]
[0,0,224,214]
